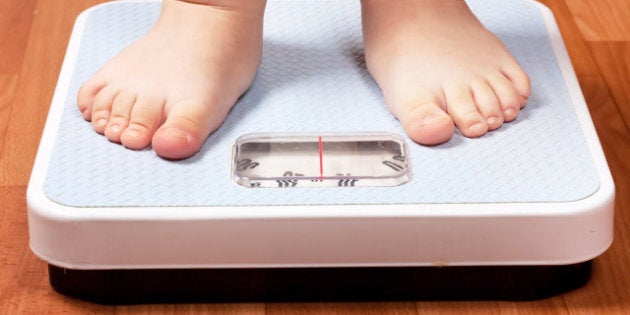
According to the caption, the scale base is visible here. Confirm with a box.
[49,263,591,304]
[30,0,613,304]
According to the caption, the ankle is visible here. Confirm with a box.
[361,0,469,17]
[157,0,266,35]
[172,0,267,13]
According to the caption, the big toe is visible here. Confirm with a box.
[152,100,224,160]
[399,102,455,146]
[152,127,201,160]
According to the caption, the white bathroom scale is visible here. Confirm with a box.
[27,0,615,303]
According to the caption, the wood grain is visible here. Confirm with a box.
[538,0,601,76]
[1,0,629,313]
[0,0,92,186]
[0,0,37,172]
[588,42,630,129]
[565,0,630,41]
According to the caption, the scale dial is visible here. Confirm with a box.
[232,132,411,188]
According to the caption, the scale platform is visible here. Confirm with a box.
[27,0,614,303]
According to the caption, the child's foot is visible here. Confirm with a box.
[360,0,531,145]
[77,0,266,159]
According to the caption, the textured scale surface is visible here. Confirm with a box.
[43,0,599,207]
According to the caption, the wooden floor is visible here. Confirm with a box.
[1,0,628,313]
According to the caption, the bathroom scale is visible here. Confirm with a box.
[27,0,615,304]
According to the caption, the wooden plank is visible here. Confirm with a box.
[0,75,18,160]
[116,304,264,314]
[587,42,630,131]
[537,0,602,76]
[565,0,630,41]
[267,302,417,314]
[0,0,37,175]
[0,0,37,74]
[0,0,105,186]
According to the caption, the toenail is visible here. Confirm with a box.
[94,118,107,127]
[163,127,191,142]
[124,128,142,139]
[418,112,449,127]
[470,122,486,133]
[487,116,501,126]
[504,108,517,117]
[109,124,121,133]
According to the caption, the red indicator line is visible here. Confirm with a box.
[318,136,324,180]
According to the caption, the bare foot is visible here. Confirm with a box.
[77,0,266,159]
[361,0,531,145]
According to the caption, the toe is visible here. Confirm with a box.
[152,99,224,160]
[393,93,455,145]
[104,91,136,143]
[90,87,118,134]
[120,96,165,150]
[487,72,523,122]
[77,77,106,120]
[502,63,531,104]
[444,84,488,138]
[471,79,503,131]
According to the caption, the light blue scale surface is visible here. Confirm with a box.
[44,0,599,207]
